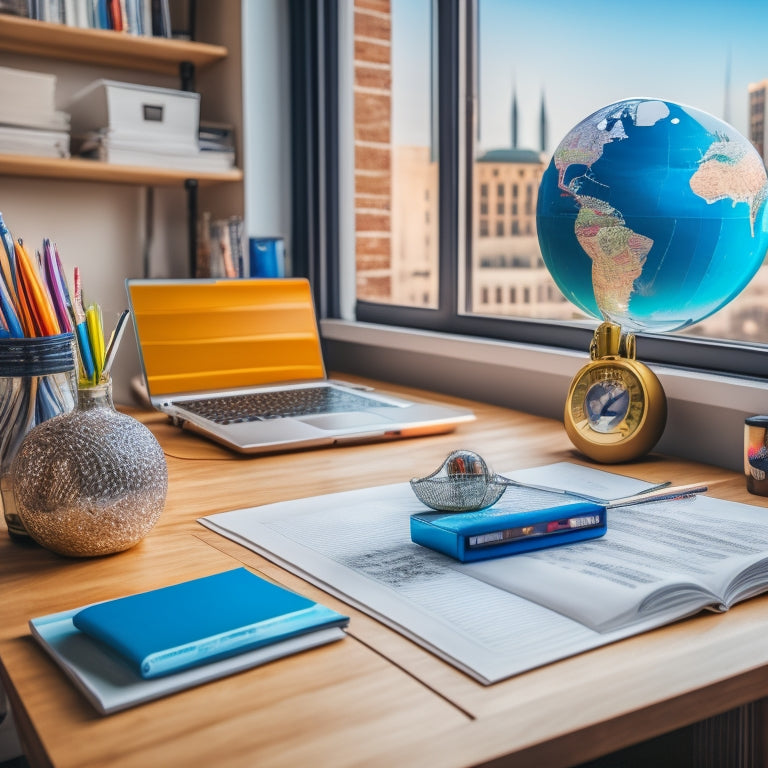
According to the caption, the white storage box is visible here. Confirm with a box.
[67,79,200,149]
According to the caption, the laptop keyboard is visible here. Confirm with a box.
[172,386,393,425]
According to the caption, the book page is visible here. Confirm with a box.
[201,482,614,684]
[200,474,768,683]
[466,495,768,632]
[507,461,666,501]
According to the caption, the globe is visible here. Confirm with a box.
[536,98,768,334]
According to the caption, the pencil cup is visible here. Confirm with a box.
[745,416,768,496]
[0,334,77,540]
[11,379,167,557]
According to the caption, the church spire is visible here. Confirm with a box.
[539,88,548,153]
[511,80,519,149]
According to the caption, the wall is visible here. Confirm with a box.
[0,1,290,405]
[241,0,293,275]
[0,59,184,404]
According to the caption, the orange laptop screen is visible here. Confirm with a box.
[128,278,326,397]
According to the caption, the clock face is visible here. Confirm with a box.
[564,359,666,463]
[572,364,646,439]
[584,378,630,433]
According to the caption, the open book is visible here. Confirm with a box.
[200,463,768,684]
[464,494,768,633]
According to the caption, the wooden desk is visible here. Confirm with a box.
[1,377,767,768]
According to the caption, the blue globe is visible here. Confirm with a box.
[536,98,768,333]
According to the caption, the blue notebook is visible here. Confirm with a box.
[71,568,349,679]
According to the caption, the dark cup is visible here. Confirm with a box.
[745,415,768,496]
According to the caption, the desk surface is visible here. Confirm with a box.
[1,377,766,768]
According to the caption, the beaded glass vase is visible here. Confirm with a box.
[11,380,168,557]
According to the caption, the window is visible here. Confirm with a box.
[303,0,768,380]
[348,0,436,309]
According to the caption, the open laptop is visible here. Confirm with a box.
[126,278,474,454]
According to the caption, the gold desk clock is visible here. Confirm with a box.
[564,321,667,464]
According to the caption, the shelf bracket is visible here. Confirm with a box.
[142,185,154,278]
[185,178,198,277]
[179,61,195,92]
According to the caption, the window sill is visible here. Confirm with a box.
[321,319,768,472]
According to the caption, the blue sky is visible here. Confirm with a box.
[392,0,768,155]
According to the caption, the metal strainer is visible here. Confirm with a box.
[410,449,708,514]
[410,449,518,512]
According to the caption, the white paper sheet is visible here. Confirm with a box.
[200,465,673,684]
[508,461,666,501]
[30,609,346,715]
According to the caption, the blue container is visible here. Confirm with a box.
[249,237,285,278]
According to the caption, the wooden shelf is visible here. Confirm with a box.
[0,14,228,75]
[0,153,243,186]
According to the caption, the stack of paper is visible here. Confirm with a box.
[77,130,236,172]
[198,121,237,169]
[30,567,349,714]
[0,66,70,158]
[68,79,235,173]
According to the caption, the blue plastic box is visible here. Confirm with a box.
[410,501,607,562]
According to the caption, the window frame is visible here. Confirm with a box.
[293,0,768,383]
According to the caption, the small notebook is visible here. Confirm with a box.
[71,568,349,678]
[30,568,349,714]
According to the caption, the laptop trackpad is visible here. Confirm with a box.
[300,412,392,430]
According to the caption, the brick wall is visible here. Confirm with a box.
[353,0,392,300]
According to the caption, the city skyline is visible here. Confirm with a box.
[392,0,768,155]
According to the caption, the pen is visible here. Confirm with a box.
[73,266,95,382]
[606,483,708,509]
[101,309,129,380]
[0,212,16,290]
[86,303,105,381]
[13,258,40,336]
[43,239,72,333]
[0,272,23,337]
[14,239,59,336]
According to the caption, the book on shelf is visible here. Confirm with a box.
[0,65,70,133]
[200,463,768,684]
[30,567,349,713]
[0,124,69,157]
[16,0,175,37]
[196,214,245,278]
[199,121,235,153]
[0,1,29,18]
[76,131,235,172]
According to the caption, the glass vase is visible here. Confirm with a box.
[0,333,77,540]
[11,380,168,557]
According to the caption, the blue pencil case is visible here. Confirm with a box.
[410,501,606,562]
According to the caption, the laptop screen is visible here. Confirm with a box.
[127,278,326,398]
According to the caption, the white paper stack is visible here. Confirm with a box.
[68,79,235,173]
[0,66,70,158]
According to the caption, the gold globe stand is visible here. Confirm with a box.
[564,322,667,464]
